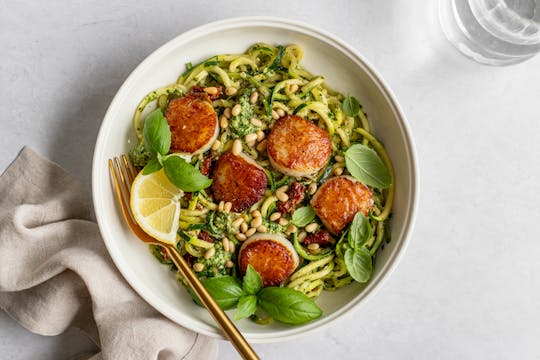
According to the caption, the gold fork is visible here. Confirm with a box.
[109,155,259,360]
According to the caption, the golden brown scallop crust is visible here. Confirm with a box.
[211,152,268,212]
[266,115,332,177]
[310,176,374,235]
[165,94,218,154]
[238,239,296,286]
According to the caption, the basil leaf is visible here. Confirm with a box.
[142,157,162,175]
[344,247,373,283]
[291,206,316,227]
[348,212,371,249]
[163,156,212,192]
[234,295,258,321]
[344,144,392,189]
[243,264,263,295]
[342,96,360,117]
[258,287,322,325]
[143,109,171,156]
[191,276,245,310]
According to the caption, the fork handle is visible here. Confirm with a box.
[163,243,259,360]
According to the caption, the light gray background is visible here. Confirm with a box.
[1,1,539,359]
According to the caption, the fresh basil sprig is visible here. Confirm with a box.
[344,144,391,189]
[342,95,360,117]
[291,206,316,227]
[195,276,245,310]
[234,295,258,321]
[342,212,373,283]
[163,156,212,192]
[143,109,171,156]
[190,264,322,325]
[141,109,212,192]
[258,287,322,325]
[243,264,263,295]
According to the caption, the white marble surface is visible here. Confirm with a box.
[1,1,540,359]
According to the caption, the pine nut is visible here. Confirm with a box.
[220,115,229,129]
[224,202,232,213]
[225,87,237,96]
[250,216,263,228]
[250,118,263,127]
[256,225,267,233]
[247,140,256,148]
[232,217,244,227]
[269,212,281,221]
[204,86,218,95]
[245,133,258,143]
[307,243,320,251]
[193,263,204,272]
[335,155,345,163]
[229,242,236,254]
[276,108,285,117]
[277,185,289,193]
[286,224,297,234]
[232,139,242,155]
[290,83,299,93]
[236,232,247,241]
[333,167,344,176]
[249,91,259,104]
[211,140,221,151]
[271,109,279,120]
[256,139,267,152]
[275,190,289,202]
[278,217,289,226]
[222,238,230,252]
[225,260,234,268]
[204,246,216,259]
[240,222,248,233]
[224,107,232,118]
[232,104,242,116]
[218,201,225,212]
[256,130,265,141]
[305,223,318,233]
[308,182,317,195]
[245,227,256,237]
[251,210,261,218]
[298,231,308,243]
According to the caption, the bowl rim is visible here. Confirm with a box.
[92,15,418,342]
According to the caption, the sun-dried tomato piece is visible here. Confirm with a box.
[277,182,306,214]
[303,230,333,247]
[198,231,214,243]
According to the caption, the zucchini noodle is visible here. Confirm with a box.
[131,43,394,313]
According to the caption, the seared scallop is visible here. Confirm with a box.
[267,115,332,177]
[165,93,219,155]
[211,152,267,212]
[310,176,374,235]
[238,233,299,287]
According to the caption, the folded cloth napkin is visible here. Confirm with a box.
[0,147,218,360]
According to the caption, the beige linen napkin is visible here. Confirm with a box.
[0,147,218,360]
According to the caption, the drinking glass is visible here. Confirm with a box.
[439,0,540,65]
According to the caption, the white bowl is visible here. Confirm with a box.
[92,16,418,342]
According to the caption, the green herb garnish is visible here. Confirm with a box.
[291,206,316,227]
[141,109,212,192]
[342,212,373,283]
[344,143,391,189]
[190,264,322,325]
[342,95,360,117]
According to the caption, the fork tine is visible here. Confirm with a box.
[109,158,147,239]
[121,154,136,185]
[109,159,135,228]
[114,157,131,199]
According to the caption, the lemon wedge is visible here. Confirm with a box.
[130,168,184,244]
